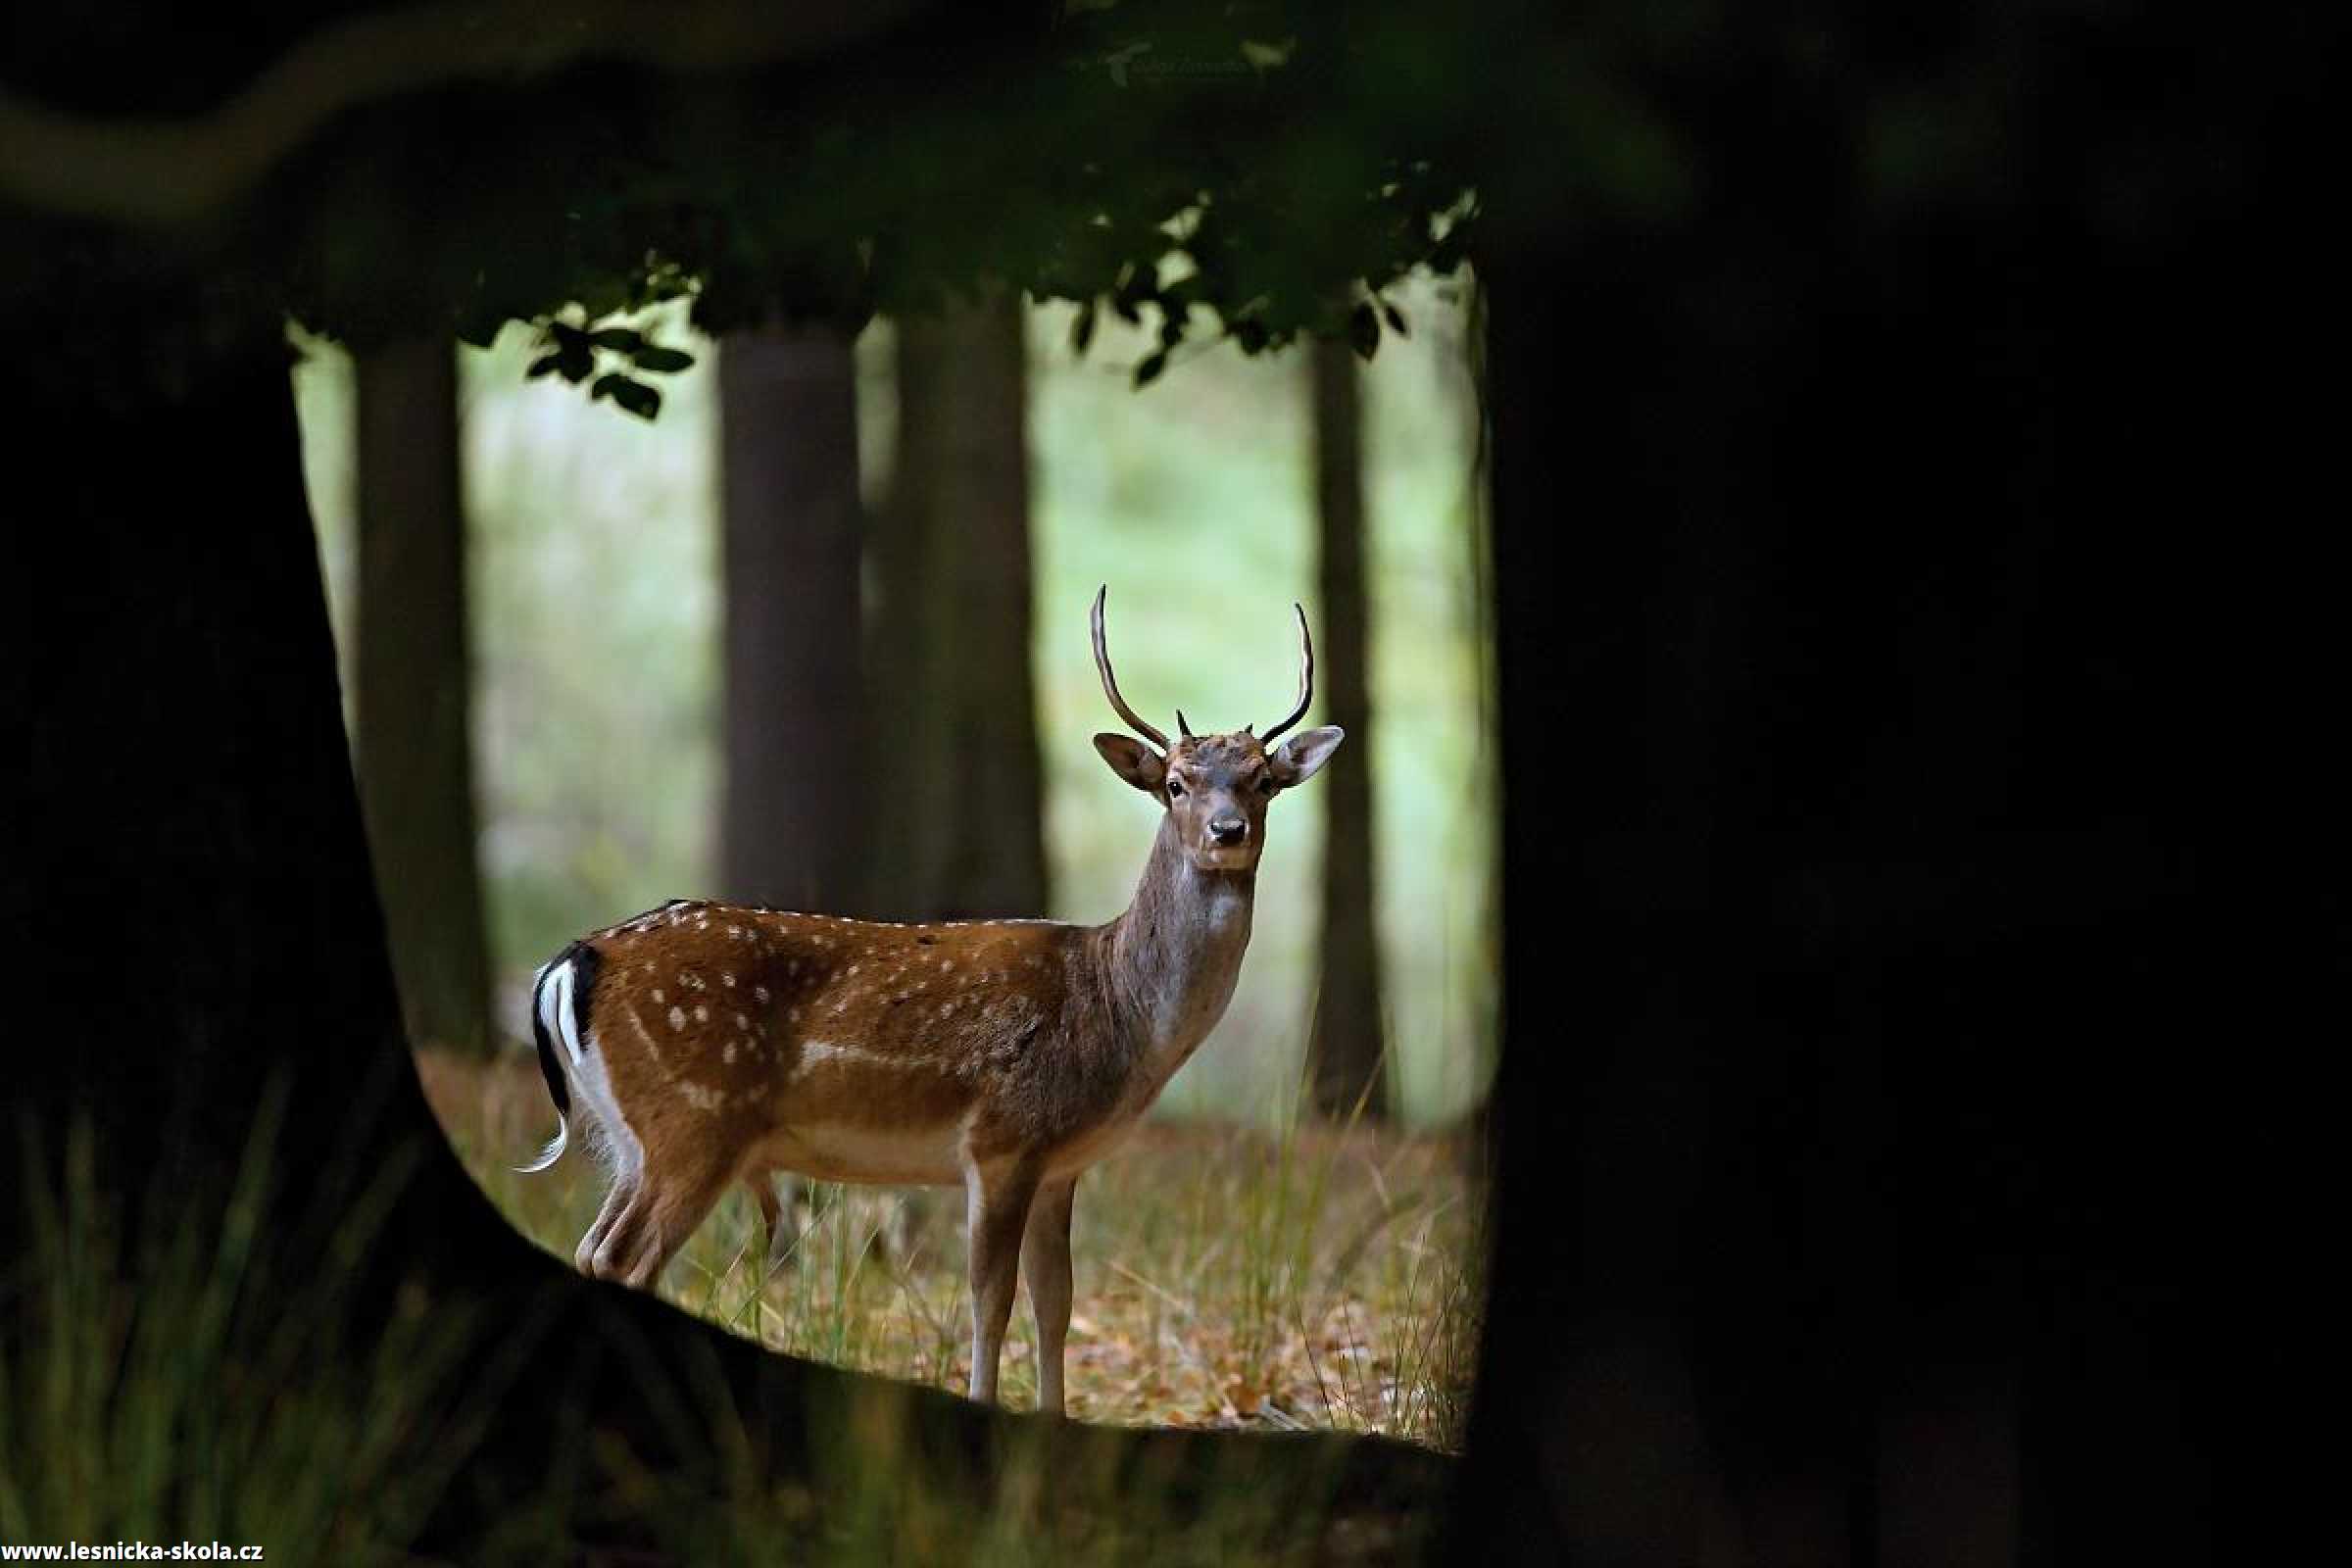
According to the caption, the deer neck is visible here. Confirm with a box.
[1103,815,1256,1083]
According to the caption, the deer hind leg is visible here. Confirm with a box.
[591,1144,735,1292]
[760,1179,909,1270]
[963,1156,1043,1406]
[574,1175,637,1274]
[748,1175,790,1270]
[880,1191,922,1261]
[1022,1177,1077,1416]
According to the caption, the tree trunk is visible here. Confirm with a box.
[718,325,868,911]
[354,337,494,1054]
[1446,51,2319,1564]
[1306,336,1388,1120]
[864,293,1049,921]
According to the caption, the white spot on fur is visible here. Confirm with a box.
[722,972,736,988]
[795,1040,925,1077]
[694,1004,710,1023]
[668,1005,686,1031]
[681,1082,724,1111]
[754,985,771,1003]
[723,1042,738,1064]
[652,988,665,1004]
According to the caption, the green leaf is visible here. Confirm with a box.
[1133,348,1167,387]
[1348,300,1381,361]
[1381,300,1409,337]
[590,327,645,352]
[1070,301,1098,356]
[628,345,695,374]
[608,377,662,420]
[526,352,563,379]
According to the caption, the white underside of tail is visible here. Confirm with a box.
[514,955,642,1181]
[513,958,586,1173]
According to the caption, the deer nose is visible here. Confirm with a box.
[1208,815,1248,846]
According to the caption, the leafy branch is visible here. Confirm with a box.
[524,317,696,420]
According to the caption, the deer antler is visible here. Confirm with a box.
[1258,603,1315,743]
[1091,586,1170,752]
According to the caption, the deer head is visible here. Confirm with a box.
[1089,586,1346,873]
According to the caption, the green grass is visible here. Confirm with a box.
[422,1049,1483,1447]
[4,1094,1461,1564]
[0,1104,504,1565]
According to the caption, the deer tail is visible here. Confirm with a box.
[514,944,593,1174]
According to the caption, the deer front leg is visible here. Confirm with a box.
[962,1156,1041,1405]
[1022,1177,1076,1416]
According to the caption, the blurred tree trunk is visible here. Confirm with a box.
[1306,337,1389,1120]
[864,293,1048,920]
[1447,49,2322,1558]
[354,337,493,1055]
[718,325,867,911]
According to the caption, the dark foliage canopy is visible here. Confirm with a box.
[3,0,1509,411]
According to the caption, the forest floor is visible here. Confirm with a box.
[416,1049,1485,1450]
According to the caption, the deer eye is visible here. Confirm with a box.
[1166,776,1187,800]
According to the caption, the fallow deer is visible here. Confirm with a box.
[517,587,1344,1412]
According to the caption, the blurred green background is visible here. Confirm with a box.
[292,276,1493,1126]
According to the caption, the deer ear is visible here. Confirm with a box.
[1094,733,1166,793]
[1269,725,1345,788]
